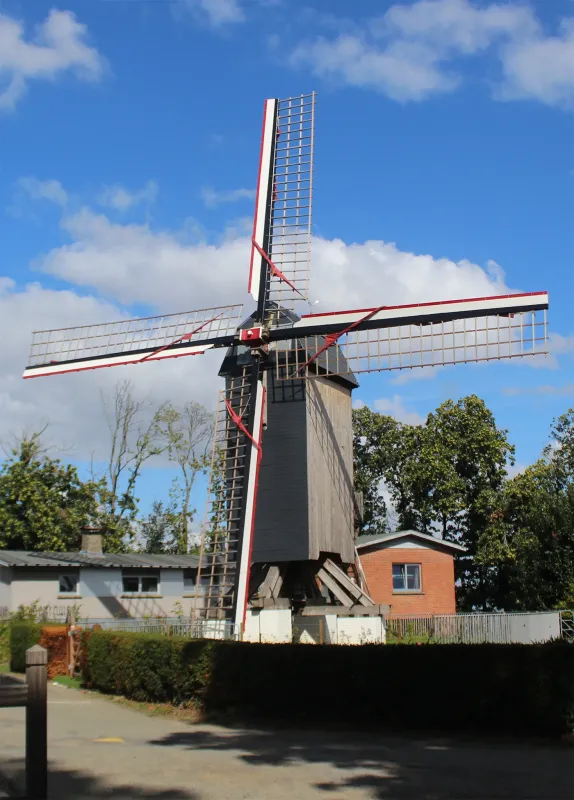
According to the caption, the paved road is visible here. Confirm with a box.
[0,683,573,799]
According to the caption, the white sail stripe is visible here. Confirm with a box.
[294,294,549,332]
[23,344,213,378]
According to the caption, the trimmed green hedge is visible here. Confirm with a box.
[10,621,42,672]
[82,631,574,737]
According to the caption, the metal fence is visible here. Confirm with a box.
[79,617,240,641]
[387,610,570,644]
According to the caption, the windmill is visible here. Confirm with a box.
[23,92,549,636]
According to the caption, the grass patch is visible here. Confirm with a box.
[0,662,10,674]
[52,675,83,690]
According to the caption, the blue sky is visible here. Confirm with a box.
[0,0,573,523]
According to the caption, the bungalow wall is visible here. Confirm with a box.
[0,566,11,614]
[9,567,200,619]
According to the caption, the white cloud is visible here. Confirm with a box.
[502,384,574,397]
[39,207,250,311]
[499,19,574,108]
[390,366,443,386]
[201,186,255,209]
[184,0,244,26]
[292,34,456,101]
[507,461,527,478]
[35,206,523,317]
[0,9,104,111]
[17,177,68,207]
[98,181,158,212]
[381,0,538,53]
[290,0,574,108]
[549,332,574,355]
[374,395,425,426]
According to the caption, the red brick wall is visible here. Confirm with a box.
[360,545,457,615]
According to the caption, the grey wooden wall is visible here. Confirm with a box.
[251,372,355,566]
[306,378,355,564]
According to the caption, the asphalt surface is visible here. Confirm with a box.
[0,682,573,799]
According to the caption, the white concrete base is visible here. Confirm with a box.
[243,608,293,643]
[294,614,386,645]
[246,609,387,645]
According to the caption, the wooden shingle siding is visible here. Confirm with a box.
[306,378,355,564]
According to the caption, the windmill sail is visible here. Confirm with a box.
[271,292,549,379]
[23,304,243,379]
[249,93,315,316]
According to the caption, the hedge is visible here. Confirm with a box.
[10,621,42,672]
[0,620,9,664]
[82,631,574,737]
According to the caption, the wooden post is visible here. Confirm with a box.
[25,645,48,799]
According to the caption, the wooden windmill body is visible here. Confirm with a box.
[23,92,549,633]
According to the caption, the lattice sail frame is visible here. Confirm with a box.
[274,309,548,379]
[249,93,315,315]
[194,368,265,627]
[24,304,243,377]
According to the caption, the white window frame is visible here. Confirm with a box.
[121,571,160,596]
[58,572,80,596]
[392,563,422,592]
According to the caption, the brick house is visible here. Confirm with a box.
[356,530,466,615]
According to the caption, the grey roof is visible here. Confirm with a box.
[355,529,466,553]
[0,550,200,569]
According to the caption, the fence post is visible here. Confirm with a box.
[26,644,48,799]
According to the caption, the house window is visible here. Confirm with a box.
[58,573,79,594]
[184,569,214,594]
[183,569,196,592]
[392,564,421,592]
[121,571,159,595]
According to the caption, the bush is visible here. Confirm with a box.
[10,621,42,672]
[81,632,574,737]
[39,626,69,679]
[0,620,9,664]
[83,631,214,704]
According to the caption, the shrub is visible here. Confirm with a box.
[39,626,69,679]
[0,620,9,664]
[83,631,214,704]
[81,631,574,737]
[10,621,42,672]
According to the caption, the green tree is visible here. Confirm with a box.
[353,396,514,609]
[0,432,101,551]
[139,499,182,554]
[156,401,212,554]
[419,396,514,610]
[477,415,574,610]
[352,406,403,535]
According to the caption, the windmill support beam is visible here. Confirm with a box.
[300,604,391,617]
[322,559,373,606]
